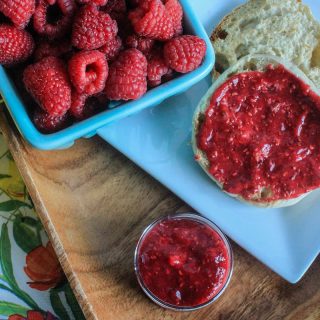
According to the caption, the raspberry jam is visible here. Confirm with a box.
[197,65,320,202]
[134,214,232,310]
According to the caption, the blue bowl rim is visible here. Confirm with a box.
[0,0,215,150]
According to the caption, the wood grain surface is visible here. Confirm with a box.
[0,110,319,320]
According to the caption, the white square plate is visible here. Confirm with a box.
[98,0,320,283]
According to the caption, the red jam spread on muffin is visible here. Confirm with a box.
[197,65,320,201]
[137,217,230,307]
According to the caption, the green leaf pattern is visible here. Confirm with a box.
[0,224,39,310]
[0,132,84,320]
[50,289,70,320]
[0,301,29,317]
[0,200,32,212]
[13,216,42,254]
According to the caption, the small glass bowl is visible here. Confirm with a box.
[134,213,233,311]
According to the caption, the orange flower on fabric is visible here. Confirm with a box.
[9,311,57,320]
[24,242,65,291]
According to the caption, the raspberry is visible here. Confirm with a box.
[23,57,72,116]
[101,0,130,38]
[68,50,108,95]
[147,49,172,87]
[164,0,183,36]
[34,39,72,61]
[164,35,206,73]
[0,24,34,66]
[33,108,70,133]
[70,91,86,119]
[77,0,108,5]
[0,0,35,29]
[71,91,106,120]
[99,36,122,61]
[72,4,118,50]
[101,0,127,36]
[33,0,76,39]
[101,0,126,13]
[105,48,147,100]
[148,68,173,88]
[125,34,154,55]
[128,0,174,41]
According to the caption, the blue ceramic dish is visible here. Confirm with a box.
[0,0,214,150]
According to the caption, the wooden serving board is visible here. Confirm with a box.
[0,109,320,320]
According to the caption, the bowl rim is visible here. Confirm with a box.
[134,212,234,311]
[0,0,215,150]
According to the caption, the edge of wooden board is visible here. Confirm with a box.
[0,110,96,320]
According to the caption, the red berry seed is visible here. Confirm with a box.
[72,4,118,50]
[0,24,34,65]
[164,35,206,73]
[23,57,72,116]
[0,0,35,29]
[68,50,108,95]
[105,48,147,100]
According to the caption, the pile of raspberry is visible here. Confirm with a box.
[0,0,207,133]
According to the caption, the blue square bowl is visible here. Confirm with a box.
[0,0,215,150]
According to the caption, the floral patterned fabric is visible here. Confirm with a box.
[0,133,84,320]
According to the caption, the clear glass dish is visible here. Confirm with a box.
[134,212,233,311]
